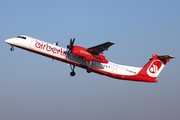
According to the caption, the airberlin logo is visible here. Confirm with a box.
[147,60,163,77]
[35,40,66,56]
[148,61,162,74]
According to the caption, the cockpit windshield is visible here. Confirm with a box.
[16,36,26,39]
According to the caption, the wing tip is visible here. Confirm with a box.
[108,41,115,45]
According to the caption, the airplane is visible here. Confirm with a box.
[5,35,174,83]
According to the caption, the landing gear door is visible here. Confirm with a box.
[112,65,117,74]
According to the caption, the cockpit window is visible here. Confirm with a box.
[17,36,26,39]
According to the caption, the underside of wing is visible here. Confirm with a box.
[87,41,114,54]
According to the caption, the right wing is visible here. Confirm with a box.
[87,41,114,54]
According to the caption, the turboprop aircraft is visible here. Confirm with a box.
[5,35,174,83]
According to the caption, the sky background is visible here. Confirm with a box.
[0,0,180,120]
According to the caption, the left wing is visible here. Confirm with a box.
[87,41,114,54]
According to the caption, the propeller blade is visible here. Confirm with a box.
[70,38,73,46]
[67,38,75,50]
[72,38,75,45]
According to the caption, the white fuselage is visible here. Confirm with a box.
[5,35,142,80]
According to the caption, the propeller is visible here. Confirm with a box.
[67,38,75,50]
[66,38,75,59]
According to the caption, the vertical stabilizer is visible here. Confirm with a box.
[138,54,174,80]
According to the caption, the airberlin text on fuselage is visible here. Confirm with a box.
[35,40,66,56]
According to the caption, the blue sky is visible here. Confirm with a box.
[0,0,180,120]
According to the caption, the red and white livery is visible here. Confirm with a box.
[5,35,174,83]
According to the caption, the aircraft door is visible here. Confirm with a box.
[112,65,117,74]
[30,39,35,49]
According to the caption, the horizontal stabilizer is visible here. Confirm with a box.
[150,54,174,63]
[157,55,174,59]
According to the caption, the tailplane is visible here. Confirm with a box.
[138,54,174,80]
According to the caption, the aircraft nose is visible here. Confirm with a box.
[5,38,14,44]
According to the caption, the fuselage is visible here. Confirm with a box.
[5,35,157,82]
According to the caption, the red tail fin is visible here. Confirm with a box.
[138,54,174,80]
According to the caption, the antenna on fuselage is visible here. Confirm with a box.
[54,41,58,46]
